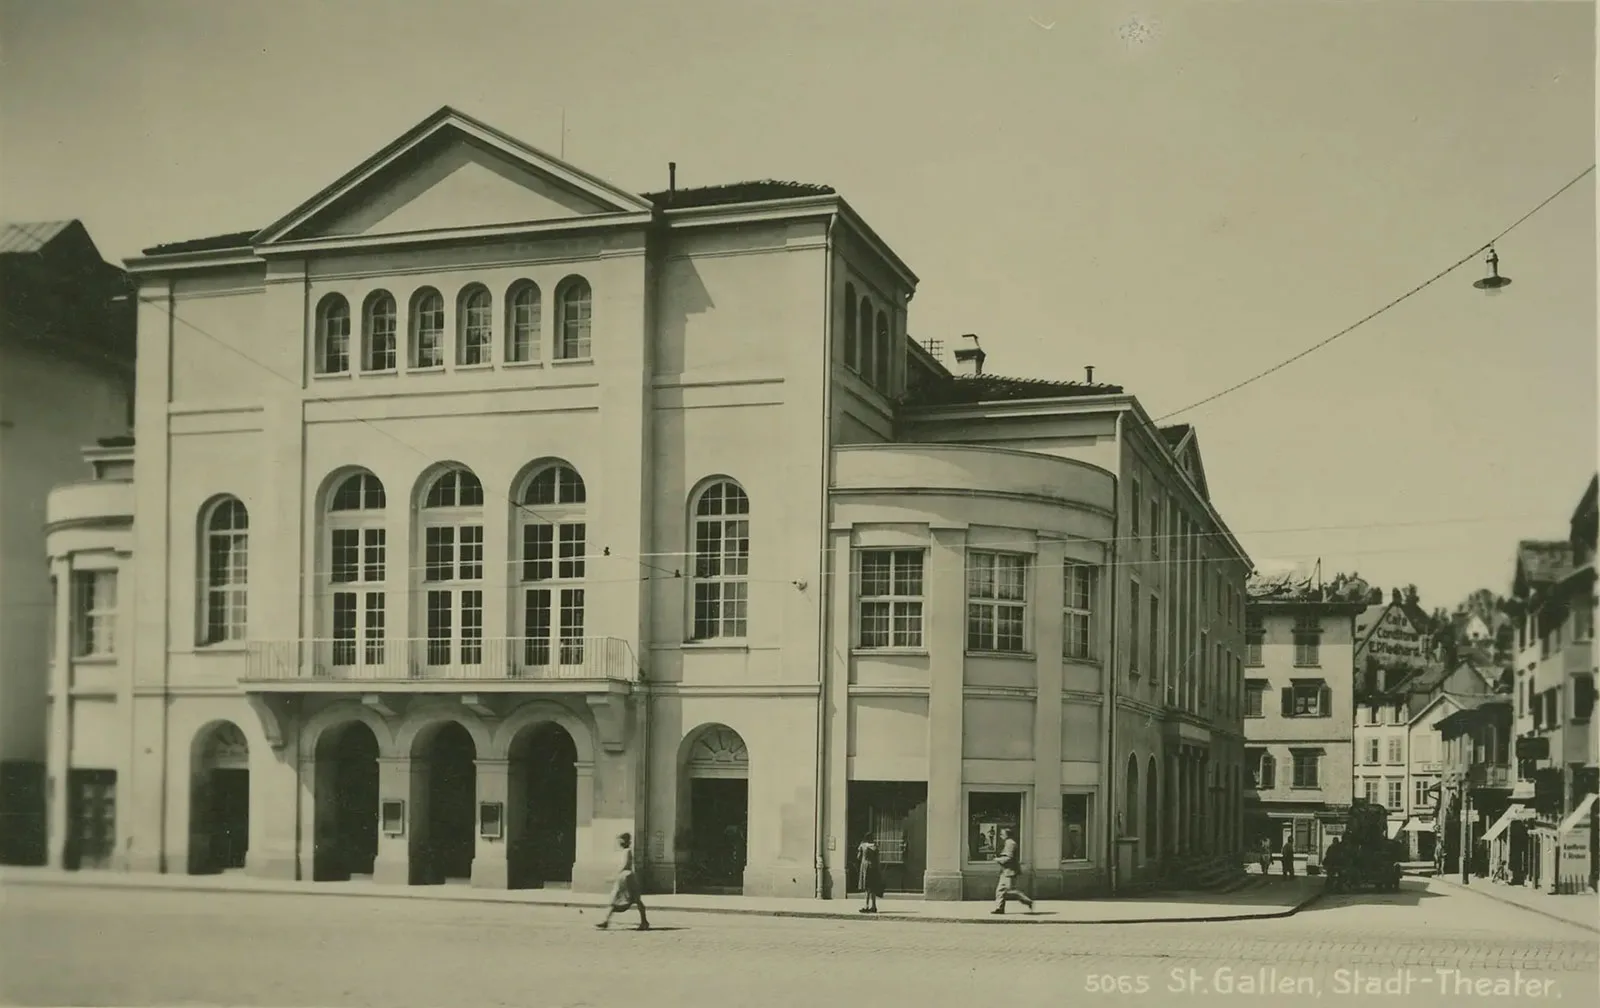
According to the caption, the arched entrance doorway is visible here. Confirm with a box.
[681,724,748,894]
[1124,754,1140,865]
[313,722,380,881]
[417,721,476,884]
[508,722,577,888]
[192,722,250,874]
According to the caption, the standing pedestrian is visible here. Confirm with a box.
[990,827,1034,915]
[1280,835,1295,878]
[856,832,883,913]
[1257,838,1273,877]
[595,832,650,931]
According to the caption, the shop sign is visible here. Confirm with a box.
[1361,606,1430,666]
[1558,822,1592,890]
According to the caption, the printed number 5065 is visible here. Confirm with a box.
[1085,975,1150,994]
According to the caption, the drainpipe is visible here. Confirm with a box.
[813,215,836,899]
[1104,412,1124,895]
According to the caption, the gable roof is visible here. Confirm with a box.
[249,106,655,247]
[0,220,78,255]
[1407,690,1465,728]
[1158,423,1192,451]
[1513,539,1573,600]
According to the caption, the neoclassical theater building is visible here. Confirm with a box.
[43,107,1251,899]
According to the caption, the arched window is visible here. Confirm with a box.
[690,480,750,641]
[411,288,445,369]
[874,310,891,393]
[517,464,587,670]
[326,472,387,671]
[506,282,541,364]
[856,297,874,384]
[420,466,485,669]
[316,294,351,375]
[362,291,398,372]
[1124,754,1139,842]
[201,497,249,644]
[457,286,492,366]
[1253,752,1276,790]
[556,278,592,360]
[842,283,858,372]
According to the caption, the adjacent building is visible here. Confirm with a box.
[1503,476,1598,894]
[1352,693,1408,841]
[1352,594,1433,695]
[0,221,135,864]
[1437,696,1513,880]
[42,107,1251,900]
[1243,584,1365,868]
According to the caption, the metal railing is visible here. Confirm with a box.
[243,636,636,683]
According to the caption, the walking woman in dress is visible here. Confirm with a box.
[856,831,883,913]
[596,832,650,931]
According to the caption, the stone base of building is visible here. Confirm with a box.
[922,870,964,901]
[246,850,299,881]
[741,861,814,898]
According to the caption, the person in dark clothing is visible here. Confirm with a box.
[1280,836,1296,878]
[856,832,883,913]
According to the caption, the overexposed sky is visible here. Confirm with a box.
[1,0,1593,610]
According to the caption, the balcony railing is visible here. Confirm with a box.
[1466,763,1511,789]
[243,637,637,683]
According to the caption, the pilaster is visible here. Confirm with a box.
[246,721,302,880]
[470,758,509,888]
[923,526,966,900]
[823,528,852,899]
[1031,538,1067,897]
[569,761,611,891]
[372,756,415,885]
[45,557,72,869]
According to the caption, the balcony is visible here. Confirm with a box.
[1466,764,1511,789]
[242,637,637,692]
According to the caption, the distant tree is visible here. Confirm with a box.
[1404,584,1421,608]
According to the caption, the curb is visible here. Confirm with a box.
[0,873,1325,927]
[1421,874,1600,935]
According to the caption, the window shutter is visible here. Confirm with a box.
[1318,684,1332,717]
[1280,686,1293,717]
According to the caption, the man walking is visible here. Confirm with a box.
[990,827,1034,915]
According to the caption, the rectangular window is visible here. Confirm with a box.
[1362,778,1379,804]
[967,791,1022,863]
[1386,737,1404,765]
[72,571,117,658]
[425,527,455,582]
[332,592,358,666]
[1286,681,1327,717]
[1198,630,1209,708]
[691,505,750,641]
[1364,738,1380,764]
[328,526,385,668]
[1061,794,1091,861]
[965,552,1027,653]
[1387,779,1404,811]
[1291,751,1321,789]
[426,590,452,666]
[1148,593,1160,688]
[362,591,385,665]
[1063,563,1096,660]
[1245,613,1263,666]
[1149,498,1161,559]
[523,588,552,666]
[1245,681,1265,717]
[558,588,585,664]
[857,549,925,649]
[460,589,483,664]
[1292,612,1321,667]
[1413,778,1433,810]
[1249,749,1274,789]
[1129,580,1141,675]
[1131,480,1142,539]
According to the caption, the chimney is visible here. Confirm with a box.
[1085,366,1095,384]
[668,162,677,192]
[952,333,986,376]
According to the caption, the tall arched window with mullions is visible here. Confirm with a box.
[516,463,587,671]
[689,480,750,641]
[842,283,858,372]
[457,285,492,366]
[362,291,398,372]
[316,294,351,375]
[555,277,592,360]
[419,467,485,670]
[200,496,249,644]
[856,296,874,385]
[325,471,388,672]
[410,287,445,369]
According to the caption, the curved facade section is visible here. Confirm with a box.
[825,442,1117,901]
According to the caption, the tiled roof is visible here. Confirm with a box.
[1159,423,1192,449]
[141,229,258,256]
[0,220,75,255]
[944,372,1123,401]
[643,180,835,210]
[1517,539,1573,586]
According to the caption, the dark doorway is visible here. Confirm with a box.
[511,723,577,888]
[688,778,747,891]
[67,769,117,870]
[209,769,250,870]
[847,781,927,894]
[423,722,476,883]
[316,724,379,880]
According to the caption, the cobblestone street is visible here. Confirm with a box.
[3,877,1594,1007]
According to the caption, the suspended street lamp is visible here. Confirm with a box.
[1472,246,1512,294]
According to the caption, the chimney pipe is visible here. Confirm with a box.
[669,162,677,192]
[952,334,986,376]
[1085,366,1095,384]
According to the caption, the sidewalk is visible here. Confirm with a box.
[1422,873,1599,934]
[0,866,1323,926]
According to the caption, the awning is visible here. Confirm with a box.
[1404,819,1435,833]
[1557,793,1598,835]
[1387,821,1405,839]
[1481,804,1528,844]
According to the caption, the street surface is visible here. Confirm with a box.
[2,877,1595,1007]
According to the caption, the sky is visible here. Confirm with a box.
[1,0,1594,612]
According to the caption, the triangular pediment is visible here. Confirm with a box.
[256,107,653,246]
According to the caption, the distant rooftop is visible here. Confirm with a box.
[909,371,1124,407]
[0,220,77,255]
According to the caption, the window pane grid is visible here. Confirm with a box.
[458,290,492,365]
[319,298,350,374]
[558,282,592,359]
[967,552,1027,652]
[857,550,925,649]
[508,285,541,363]
[365,295,397,371]
[1063,564,1096,660]
[414,292,444,368]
